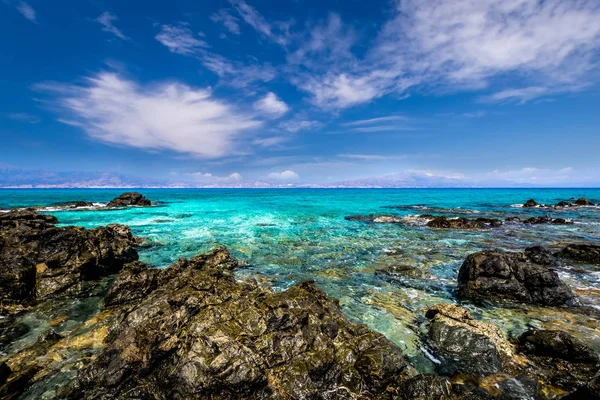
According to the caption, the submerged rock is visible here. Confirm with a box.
[426,216,502,229]
[457,250,577,306]
[524,246,558,266]
[0,209,139,305]
[522,215,572,225]
[106,192,152,207]
[424,304,513,376]
[60,247,417,399]
[557,244,600,265]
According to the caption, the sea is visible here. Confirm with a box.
[2,188,600,371]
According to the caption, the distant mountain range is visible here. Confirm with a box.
[0,164,547,189]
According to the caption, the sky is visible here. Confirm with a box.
[1,0,600,187]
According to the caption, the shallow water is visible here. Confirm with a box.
[2,188,600,372]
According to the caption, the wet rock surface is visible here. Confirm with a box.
[60,247,419,399]
[426,216,502,229]
[0,210,139,306]
[457,250,577,306]
[106,192,152,207]
[515,330,600,393]
[557,244,600,265]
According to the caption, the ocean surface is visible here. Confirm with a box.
[2,188,600,372]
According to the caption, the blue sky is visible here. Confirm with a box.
[1,0,600,187]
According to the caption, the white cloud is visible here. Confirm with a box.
[228,0,291,45]
[155,24,207,55]
[253,136,287,147]
[482,86,550,104]
[253,92,289,117]
[39,72,262,158]
[279,119,320,133]
[188,172,243,183]
[342,116,407,126]
[16,2,35,22]
[202,54,276,88]
[211,9,240,35]
[294,0,600,108]
[268,170,299,181]
[96,12,128,40]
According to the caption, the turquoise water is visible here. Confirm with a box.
[2,188,600,370]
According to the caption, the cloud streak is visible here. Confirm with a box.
[39,72,262,158]
[96,12,128,40]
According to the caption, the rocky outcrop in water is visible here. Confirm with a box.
[60,247,418,399]
[515,329,600,394]
[523,199,541,208]
[425,216,502,229]
[106,192,152,207]
[457,250,577,306]
[424,304,513,376]
[521,198,597,208]
[0,209,139,306]
[557,244,600,265]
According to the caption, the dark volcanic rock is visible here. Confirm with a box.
[344,214,402,223]
[524,246,558,266]
[72,201,94,208]
[61,247,416,399]
[424,304,513,376]
[557,244,600,265]
[574,197,595,206]
[517,330,599,364]
[106,192,152,207]
[556,201,572,207]
[0,209,139,305]
[516,330,600,393]
[457,250,577,306]
[523,199,540,208]
[522,215,572,225]
[426,216,502,229]
[562,372,600,400]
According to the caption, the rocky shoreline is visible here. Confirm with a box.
[1,196,600,399]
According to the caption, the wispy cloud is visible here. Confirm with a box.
[16,1,35,22]
[279,119,321,133]
[294,0,600,108]
[342,116,407,126]
[202,54,276,88]
[229,0,290,45]
[155,23,207,55]
[253,92,289,117]
[6,112,41,123]
[211,9,240,35]
[96,12,128,40]
[37,72,262,158]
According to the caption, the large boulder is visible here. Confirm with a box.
[424,304,513,376]
[516,330,599,393]
[457,250,577,306]
[60,247,416,399]
[107,192,152,207]
[557,244,600,265]
[0,210,139,305]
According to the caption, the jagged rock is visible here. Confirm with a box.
[0,210,139,305]
[523,199,540,208]
[61,247,416,399]
[516,330,600,393]
[106,192,152,207]
[574,198,594,206]
[72,201,94,208]
[522,216,572,225]
[517,330,598,363]
[562,372,600,400]
[557,244,600,265]
[457,250,577,306]
[424,304,514,376]
[556,201,572,207]
[524,246,558,266]
[426,216,502,229]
